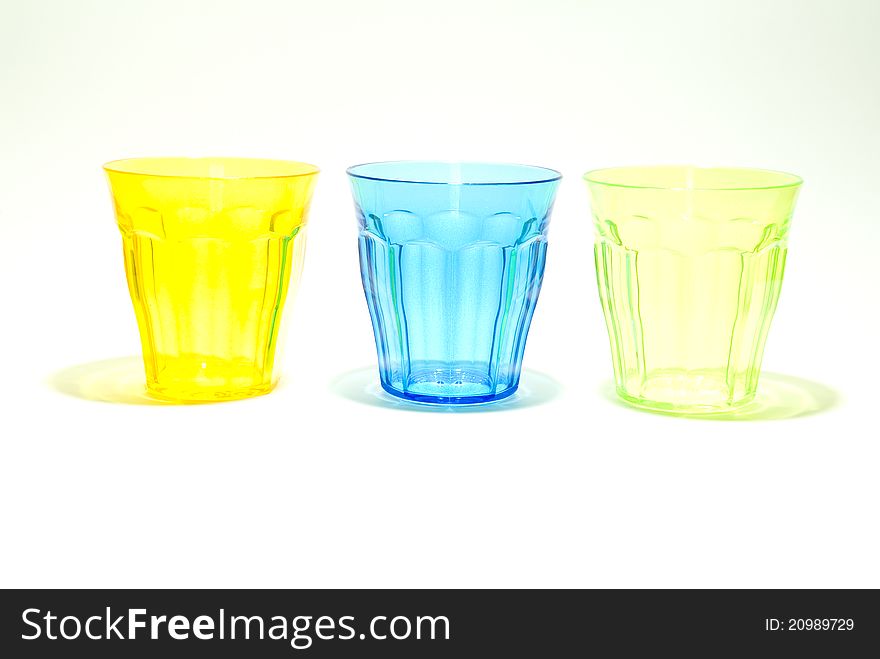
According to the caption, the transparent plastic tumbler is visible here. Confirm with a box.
[349,161,560,404]
[105,157,318,402]
[585,166,802,413]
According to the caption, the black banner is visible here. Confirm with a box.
[1,589,876,656]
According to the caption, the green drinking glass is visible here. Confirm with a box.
[585,166,802,414]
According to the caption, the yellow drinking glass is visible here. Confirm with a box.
[104,157,319,402]
[585,166,802,414]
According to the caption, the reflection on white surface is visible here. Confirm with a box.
[330,367,562,413]
[601,372,839,421]
[50,357,171,405]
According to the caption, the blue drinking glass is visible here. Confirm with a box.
[348,161,561,404]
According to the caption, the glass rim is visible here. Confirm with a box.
[103,157,320,181]
[346,160,562,186]
[583,165,803,192]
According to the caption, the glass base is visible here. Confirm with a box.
[615,369,757,415]
[143,354,277,403]
[146,382,276,403]
[380,365,518,405]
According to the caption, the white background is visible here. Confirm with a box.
[1,0,878,587]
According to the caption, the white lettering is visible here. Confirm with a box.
[128,608,147,639]
[151,615,167,639]
[59,616,81,640]
[21,608,41,640]
[192,615,214,640]
[85,616,102,640]
[167,615,190,640]
[106,608,125,639]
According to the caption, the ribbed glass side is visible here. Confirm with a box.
[595,237,787,411]
[120,227,304,401]
[586,167,800,413]
[350,166,558,404]
[106,159,317,402]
